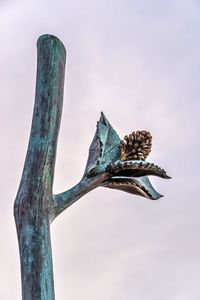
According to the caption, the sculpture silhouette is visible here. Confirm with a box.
[14,34,170,300]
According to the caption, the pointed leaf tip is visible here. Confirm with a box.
[99,112,108,125]
[84,113,121,175]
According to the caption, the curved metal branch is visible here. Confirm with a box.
[52,173,109,220]
[14,34,170,300]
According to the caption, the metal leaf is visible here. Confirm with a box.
[84,112,121,175]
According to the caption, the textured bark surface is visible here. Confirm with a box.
[14,34,170,300]
[14,34,66,300]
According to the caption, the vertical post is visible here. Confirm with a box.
[14,35,66,300]
[14,33,170,300]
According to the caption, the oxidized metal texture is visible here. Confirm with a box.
[14,34,66,300]
[101,176,163,200]
[81,112,170,202]
[14,34,170,300]
[107,160,170,179]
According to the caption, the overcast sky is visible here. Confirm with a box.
[0,1,200,299]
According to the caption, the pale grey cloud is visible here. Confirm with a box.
[0,0,200,299]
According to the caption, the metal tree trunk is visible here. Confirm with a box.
[14,35,66,300]
[14,34,170,300]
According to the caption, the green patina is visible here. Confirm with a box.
[14,34,170,300]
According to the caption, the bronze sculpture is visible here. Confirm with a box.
[14,34,170,299]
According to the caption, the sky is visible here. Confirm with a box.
[0,0,200,299]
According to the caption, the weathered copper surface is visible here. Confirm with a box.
[14,34,170,300]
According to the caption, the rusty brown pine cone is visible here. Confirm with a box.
[119,130,152,161]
